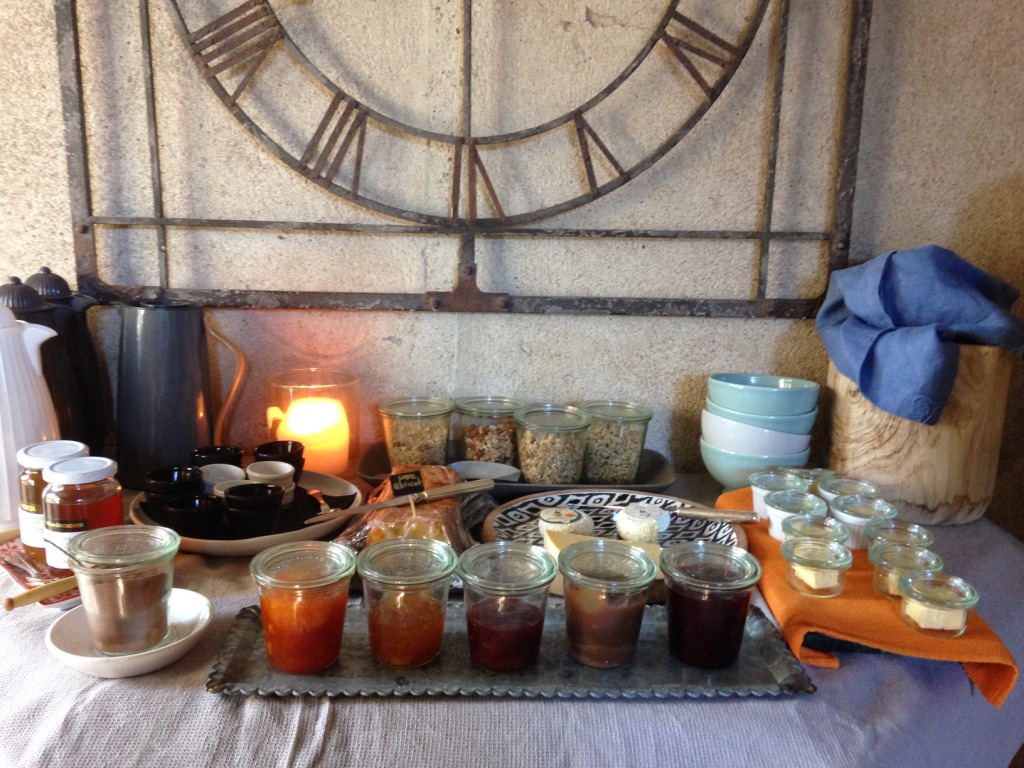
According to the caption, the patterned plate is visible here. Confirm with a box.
[482,490,740,548]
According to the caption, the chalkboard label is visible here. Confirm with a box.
[389,471,425,495]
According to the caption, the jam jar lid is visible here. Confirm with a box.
[557,539,657,594]
[457,541,557,596]
[43,456,117,485]
[781,538,853,571]
[863,518,935,550]
[660,541,761,593]
[378,396,455,419]
[898,570,978,611]
[16,440,89,469]
[868,543,944,572]
[514,403,591,432]
[577,400,653,424]
[455,396,525,417]
[68,525,179,570]
[749,470,810,493]
[356,538,458,588]
[817,475,878,498]
[250,541,356,591]
[764,490,827,516]
[782,513,849,543]
[830,494,898,523]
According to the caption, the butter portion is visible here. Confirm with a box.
[904,600,967,631]
[791,564,839,590]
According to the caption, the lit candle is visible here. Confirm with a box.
[268,397,350,476]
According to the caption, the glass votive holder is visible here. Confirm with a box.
[515,404,591,485]
[816,475,878,510]
[558,539,657,669]
[749,470,810,519]
[764,490,827,541]
[68,525,180,656]
[782,513,849,544]
[455,396,524,466]
[830,494,899,549]
[771,467,835,495]
[378,396,455,468]
[267,369,360,477]
[457,542,557,671]
[864,518,935,557]
[869,543,944,600]
[660,541,762,669]
[357,538,458,668]
[781,538,853,598]
[578,400,653,484]
[250,541,356,674]
[898,570,978,638]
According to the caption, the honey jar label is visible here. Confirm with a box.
[390,471,425,495]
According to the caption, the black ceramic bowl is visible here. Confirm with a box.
[162,494,226,539]
[224,482,286,510]
[224,483,286,539]
[254,441,305,482]
[190,445,244,467]
[145,466,205,500]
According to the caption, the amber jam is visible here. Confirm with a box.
[367,590,447,667]
[660,542,761,670]
[466,598,545,671]
[250,542,356,674]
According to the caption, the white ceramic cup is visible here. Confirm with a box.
[246,460,296,487]
[200,463,246,494]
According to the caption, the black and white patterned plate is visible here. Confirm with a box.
[483,490,738,548]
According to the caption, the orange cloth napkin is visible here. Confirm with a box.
[717,487,1019,707]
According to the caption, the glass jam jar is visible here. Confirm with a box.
[661,541,762,669]
[42,456,122,577]
[515,404,591,485]
[250,541,357,674]
[558,539,657,669]
[457,542,557,671]
[455,396,524,466]
[357,538,458,667]
[378,397,455,467]
[16,440,88,567]
[578,400,652,484]
[68,525,180,656]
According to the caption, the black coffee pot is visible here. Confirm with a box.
[0,276,100,453]
[24,267,108,453]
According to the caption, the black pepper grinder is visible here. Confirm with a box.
[25,267,108,454]
[0,277,90,450]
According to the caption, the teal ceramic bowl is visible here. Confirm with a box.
[707,374,819,417]
[705,397,817,435]
[699,437,810,491]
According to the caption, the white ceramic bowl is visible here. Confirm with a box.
[704,397,818,435]
[701,409,811,456]
[45,588,212,678]
[246,460,295,486]
[699,437,810,490]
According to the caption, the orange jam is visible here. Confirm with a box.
[367,589,446,667]
[260,583,350,674]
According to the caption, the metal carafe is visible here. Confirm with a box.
[117,300,245,489]
[25,267,107,453]
[0,305,60,529]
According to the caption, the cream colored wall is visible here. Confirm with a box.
[1,2,1022,534]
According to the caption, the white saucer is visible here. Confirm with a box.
[45,588,212,679]
[129,471,363,557]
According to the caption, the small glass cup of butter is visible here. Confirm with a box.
[781,538,853,598]
[868,543,944,600]
[764,490,827,541]
[782,512,849,544]
[898,570,978,638]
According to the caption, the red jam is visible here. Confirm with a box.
[260,584,349,674]
[466,597,545,671]
[367,590,447,667]
[564,583,647,668]
[665,579,752,668]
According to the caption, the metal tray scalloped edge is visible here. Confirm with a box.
[207,602,814,699]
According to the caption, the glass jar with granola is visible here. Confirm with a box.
[378,397,455,467]
[514,404,590,485]
[455,396,525,466]
[579,400,653,484]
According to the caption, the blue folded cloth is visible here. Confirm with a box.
[816,245,1024,424]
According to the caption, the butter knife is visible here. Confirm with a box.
[304,477,495,525]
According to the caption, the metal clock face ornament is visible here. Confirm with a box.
[166,0,768,228]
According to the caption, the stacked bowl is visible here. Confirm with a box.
[700,373,819,489]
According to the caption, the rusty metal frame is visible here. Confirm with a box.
[54,0,872,317]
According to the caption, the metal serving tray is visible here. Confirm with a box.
[207,600,814,699]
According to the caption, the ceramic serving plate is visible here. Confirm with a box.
[482,489,744,549]
[45,588,212,678]
[129,471,362,557]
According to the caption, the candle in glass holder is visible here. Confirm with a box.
[269,397,349,476]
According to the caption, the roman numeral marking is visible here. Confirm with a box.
[451,140,505,224]
[573,113,626,196]
[189,0,283,106]
[300,93,368,193]
[661,12,740,98]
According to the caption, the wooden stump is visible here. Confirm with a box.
[827,345,1012,525]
